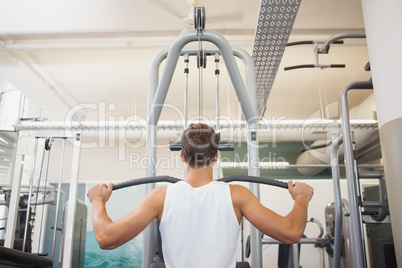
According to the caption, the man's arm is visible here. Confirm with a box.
[88,183,166,250]
[231,181,313,244]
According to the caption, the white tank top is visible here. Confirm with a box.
[159,181,240,268]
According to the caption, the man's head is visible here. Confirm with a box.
[181,123,220,168]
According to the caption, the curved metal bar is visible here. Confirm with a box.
[148,30,256,127]
[286,41,314,46]
[286,40,343,47]
[111,175,289,191]
[370,175,389,222]
[284,64,345,71]
[318,32,366,54]
[284,64,315,71]
[148,47,257,119]
[359,173,389,222]
[51,139,66,261]
[308,218,324,239]
[340,81,373,268]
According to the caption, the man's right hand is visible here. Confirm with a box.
[287,180,314,204]
[88,183,114,204]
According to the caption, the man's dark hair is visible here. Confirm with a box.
[181,123,220,168]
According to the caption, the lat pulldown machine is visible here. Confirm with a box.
[144,6,263,268]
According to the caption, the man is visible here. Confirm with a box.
[88,123,314,268]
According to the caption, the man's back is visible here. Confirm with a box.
[159,181,240,268]
[88,123,313,267]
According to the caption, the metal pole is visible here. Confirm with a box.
[247,120,261,268]
[51,138,65,261]
[61,132,82,267]
[340,81,373,268]
[143,48,169,268]
[142,123,158,268]
[147,49,168,117]
[292,243,299,268]
[22,138,39,252]
[331,134,343,268]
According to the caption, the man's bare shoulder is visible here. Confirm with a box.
[229,184,249,193]
[147,186,168,221]
[149,186,167,199]
[140,186,167,206]
[229,184,254,193]
[229,184,255,203]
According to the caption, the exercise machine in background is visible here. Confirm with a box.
[301,82,396,268]
[0,133,86,267]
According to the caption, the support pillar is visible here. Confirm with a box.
[361,1,402,266]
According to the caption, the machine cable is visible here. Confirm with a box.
[214,53,222,178]
[37,137,53,256]
[32,140,47,226]
[183,53,190,178]
[197,51,204,122]
[183,53,189,128]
